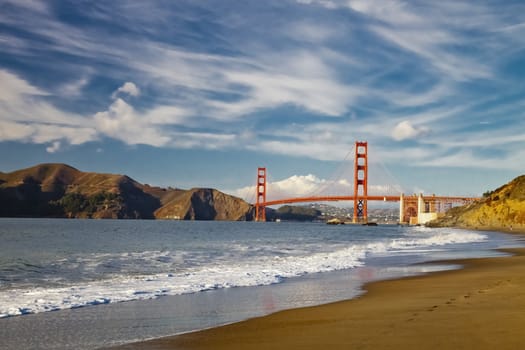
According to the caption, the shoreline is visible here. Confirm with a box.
[427,223,525,235]
[110,230,525,350]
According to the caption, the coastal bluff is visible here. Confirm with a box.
[428,175,525,231]
[0,163,254,220]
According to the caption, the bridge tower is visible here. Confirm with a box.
[255,167,267,221]
[353,141,368,223]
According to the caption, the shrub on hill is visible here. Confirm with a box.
[276,205,321,221]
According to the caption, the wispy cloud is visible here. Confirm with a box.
[112,82,140,99]
[58,77,89,97]
[46,141,61,153]
[93,98,170,147]
[0,70,97,149]
[349,1,499,81]
[0,70,48,102]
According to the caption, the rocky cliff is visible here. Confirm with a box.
[0,163,254,220]
[428,175,525,231]
[154,188,253,221]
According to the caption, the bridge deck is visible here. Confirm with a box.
[260,195,479,207]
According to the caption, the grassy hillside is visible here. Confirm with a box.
[275,205,321,221]
[428,175,525,231]
[155,188,253,220]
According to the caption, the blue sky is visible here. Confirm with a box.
[1,0,524,202]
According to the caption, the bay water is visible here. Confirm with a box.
[0,218,522,349]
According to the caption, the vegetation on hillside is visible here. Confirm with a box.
[275,205,321,221]
[428,175,525,231]
[52,192,121,218]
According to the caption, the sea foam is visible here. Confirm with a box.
[0,227,487,318]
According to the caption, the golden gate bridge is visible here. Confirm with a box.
[254,141,479,224]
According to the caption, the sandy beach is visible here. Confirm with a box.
[112,242,525,349]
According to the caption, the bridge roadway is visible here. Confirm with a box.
[261,195,479,207]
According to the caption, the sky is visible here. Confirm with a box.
[1,0,524,203]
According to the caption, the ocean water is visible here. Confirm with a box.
[0,218,523,349]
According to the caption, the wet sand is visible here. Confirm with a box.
[112,246,525,350]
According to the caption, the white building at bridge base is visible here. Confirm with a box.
[399,193,439,225]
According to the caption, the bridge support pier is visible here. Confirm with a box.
[353,141,368,223]
[417,193,439,225]
[399,193,404,224]
[255,167,267,222]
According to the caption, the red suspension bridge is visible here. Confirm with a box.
[254,141,479,224]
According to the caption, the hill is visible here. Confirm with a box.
[273,205,321,221]
[0,163,254,220]
[155,188,253,221]
[428,175,525,232]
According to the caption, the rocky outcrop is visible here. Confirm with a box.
[428,175,525,231]
[154,188,253,221]
[0,163,253,220]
